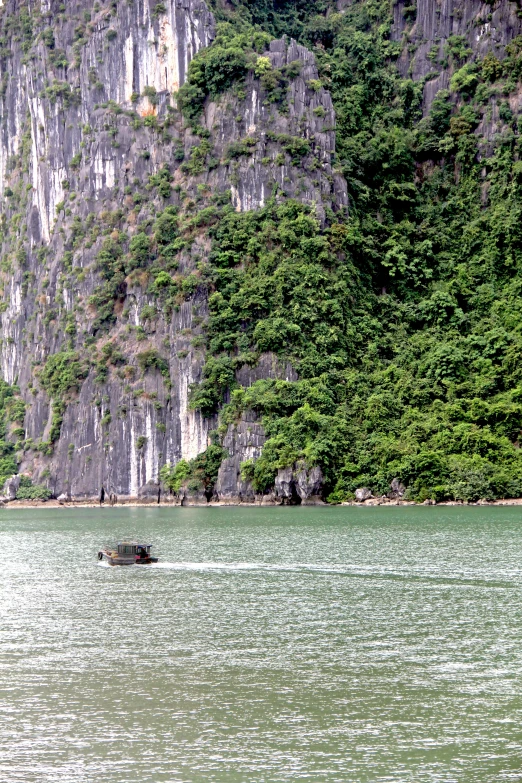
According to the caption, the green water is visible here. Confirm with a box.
[1,506,522,782]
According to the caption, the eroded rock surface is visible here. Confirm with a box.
[3,474,20,500]
[0,1,346,501]
[392,0,522,114]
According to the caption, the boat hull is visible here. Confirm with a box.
[98,550,158,566]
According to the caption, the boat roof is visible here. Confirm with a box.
[117,541,152,546]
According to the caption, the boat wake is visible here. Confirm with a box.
[146,561,512,586]
[150,561,379,574]
[152,561,301,572]
[96,560,513,586]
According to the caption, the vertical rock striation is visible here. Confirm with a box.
[0,0,347,501]
[392,0,522,111]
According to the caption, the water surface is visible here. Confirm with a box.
[1,505,522,782]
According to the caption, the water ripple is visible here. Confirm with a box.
[1,505,522,782]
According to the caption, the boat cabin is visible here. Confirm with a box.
[117,542,152,558]
[98,540,158,565]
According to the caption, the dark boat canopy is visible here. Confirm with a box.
[117,542,152,555]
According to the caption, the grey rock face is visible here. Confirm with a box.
[214,353,297,503]
[392,0,522,115]
[138,481,160,502]
[0,0,215,237]
[203,37,348,224]
[273,463,325,504]
[389,478,405,499]
[355,487,372,502]
[0,2,347,501]
[0,0,217,499]
[275,467,295,501]
[213,410,266,504]
[295,465,324,504]
[3,474,21,501]
[235,353,298,388]
[179,487,208,505]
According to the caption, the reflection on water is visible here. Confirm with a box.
[1,505,522,782]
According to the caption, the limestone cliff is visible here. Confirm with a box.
[0,0,346,502]
[392,0,522,115]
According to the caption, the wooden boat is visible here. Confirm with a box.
[98,541,158,565]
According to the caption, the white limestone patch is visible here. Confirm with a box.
[246,87,259,134]
[144,405,158,483]
[230,185,241,212]
[93,153,115,192]
[159,17,180,93]
[124,34,135,102]
[178,362,209,460]
[477,23,492,42]
[127,414,139,497]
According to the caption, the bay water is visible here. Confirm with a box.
[1,505,522,782]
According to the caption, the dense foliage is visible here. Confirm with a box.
[183,0,522,501]
[4,0,522,503]
[38,351,89,447]
[160,445,227,499]
[0,379,25,487]
[15,475,52,501]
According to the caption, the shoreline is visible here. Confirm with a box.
[4,498,522,509]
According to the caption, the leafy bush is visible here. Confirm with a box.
[0,456,18,483]
[160,446,227,497]
[16,476,51,501]
[148,165,172,198]
[160,459,190,493]
[39,352,88,398]
[226,136,258,159]
[177,24,271,120]
[128,232,151,269]
[189,356,236,416]
[136,349,169,378]
[450,63,478,97]
[154,207,178,245]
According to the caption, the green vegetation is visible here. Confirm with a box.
[182,1,522,502]
[136,349,169,379]
[177,24,271,121]
[5,0,522,503]
[0,380,26,487]
[15,475,52,501]
[38,352,88,445]
[39,351,88,398]
[160,445,227,498]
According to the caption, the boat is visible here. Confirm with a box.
[98,541,158,565]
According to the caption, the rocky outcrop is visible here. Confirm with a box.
[3,474,20,500]
[392,0,522,112]
[179,486,207,505]
[274,463,324,504]
[295,465,323,504]
[0,1,346,500]
[203,37,347,223]
[213,353,297,503]
[212,355,327,504]
[213,411,266,504]
[388,478,405,499]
